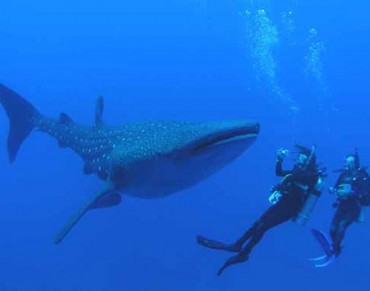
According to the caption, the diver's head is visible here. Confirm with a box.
[295,153,308,167]
[309,27,317,36]
[257,9,266,16]
[293,144,316,171]
[344,152,359,171]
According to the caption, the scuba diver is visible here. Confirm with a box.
[197,144,325,275]
[310,151,370,267]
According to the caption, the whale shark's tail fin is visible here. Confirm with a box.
[0,84,39,163]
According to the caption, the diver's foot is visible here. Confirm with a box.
[330,244,342,257]
[196,235,241,252]
[217,253,249,276]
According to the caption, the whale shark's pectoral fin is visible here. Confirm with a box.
[54,185,119,244]
[89,192,121,209]
[94,96,104,127]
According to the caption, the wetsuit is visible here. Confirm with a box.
[330,168,370,256]
[197,158,321,275]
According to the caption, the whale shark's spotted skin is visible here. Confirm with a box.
[0,83,260,243]
[35,115,258,194]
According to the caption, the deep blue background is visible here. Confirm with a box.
[1,0,370,290]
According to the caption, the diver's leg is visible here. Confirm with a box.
[212,200,294,252]
[231,218,264,250]
[196,206,274,253]
[330,206,357,257]
[331,220,353,256]
[329,209,342,256]
[233,200,296,247]
[217,221,266,276]
[217,198,298,275]
[197,217,263,253]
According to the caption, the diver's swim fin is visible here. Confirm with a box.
[217,253,249,276]
[309,228,335,268]
[311,229,332,256]
[309,254,334,268]
[309,254,328,262]
[54,185,119,244]
[196,235,241,252]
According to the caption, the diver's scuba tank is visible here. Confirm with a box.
[294,191,320,226]
[294,176,324,226]
[294,145,324,226]
[357,206,366,223]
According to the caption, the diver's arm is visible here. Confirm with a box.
[334,174,345,188]
[275,159,292,177]
[329,174,345,193]
[331,173,353,200]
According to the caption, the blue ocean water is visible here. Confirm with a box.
[1,0,370,290]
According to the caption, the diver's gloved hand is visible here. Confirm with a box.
[336,184,354,200]
[268,191,282,205]
[328,187,337,195]
[276,148,289,161]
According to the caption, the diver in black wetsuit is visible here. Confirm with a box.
[197,144,325,275]
[328,151,370,257]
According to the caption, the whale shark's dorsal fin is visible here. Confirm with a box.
[95,96,104,127]
[59,113,74,124]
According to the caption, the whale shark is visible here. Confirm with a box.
[0,84,260,244]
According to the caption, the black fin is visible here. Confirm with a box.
[0,84,39,163]
[90,193,121,209]
[95,96,104,126]
[59,113,73,124]
[54,186,117,244]
[83,162,94,175]
[196,235,240,252]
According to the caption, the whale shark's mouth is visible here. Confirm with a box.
[191,124,260,152]
[123,121,260,199]
[193,133,258,152]
[205,133,258,148]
